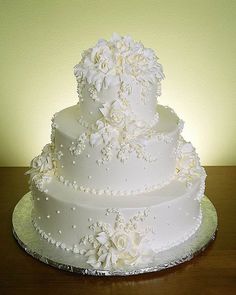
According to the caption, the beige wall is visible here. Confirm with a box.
[0,0,235,166]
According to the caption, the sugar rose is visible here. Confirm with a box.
[111,232,131,252]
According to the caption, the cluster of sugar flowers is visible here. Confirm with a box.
[25,143,55,191]
[89,98,155,148]
[175,137,206,188]
[84,230,145,269]
[74,32,164,92]
[77,209,153,269]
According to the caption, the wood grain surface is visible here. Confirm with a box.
[0,167,235,295]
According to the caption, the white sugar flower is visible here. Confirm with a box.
[99,100,127,128]
[90,120,119,146]
[25,143,55,191]
[111,231,131,252]
[176,139,202,183]
[27,144,54,176]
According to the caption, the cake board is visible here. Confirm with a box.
[12,193,217,276]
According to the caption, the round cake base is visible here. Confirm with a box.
[12,193,217,276]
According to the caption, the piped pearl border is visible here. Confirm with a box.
[55,173,175,196]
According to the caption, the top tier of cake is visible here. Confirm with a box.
[74,33,164,127]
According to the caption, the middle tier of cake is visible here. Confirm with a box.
[52,104,183,196]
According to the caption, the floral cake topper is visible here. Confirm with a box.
[74,32,164,92]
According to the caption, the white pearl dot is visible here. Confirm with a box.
[72,161,75,165]
[58,230,62,234]
[72,225,76,229]
[56,210,60,214]
[72,141,74,145]
[47,215,50,219]
[45,197,49,201]
[89,111,93,115]
[87,154,90,158]
[38,216,41,220]
[60,144,63,148]
[48,233,51,236]
[88,175,92,179]
[61,165,64,168]
[88,218,92,222]
[71,207,76,211]
[37,197,40,201]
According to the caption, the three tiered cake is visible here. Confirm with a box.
[26,33,207,271]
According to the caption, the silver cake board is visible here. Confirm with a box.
[12,193,217,276]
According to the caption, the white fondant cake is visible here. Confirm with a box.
[26,33,206,270]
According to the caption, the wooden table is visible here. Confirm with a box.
[0,167,235,295]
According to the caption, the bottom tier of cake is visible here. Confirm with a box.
[31,174,204,270]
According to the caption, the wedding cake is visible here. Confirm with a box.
[26,33,206,270]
